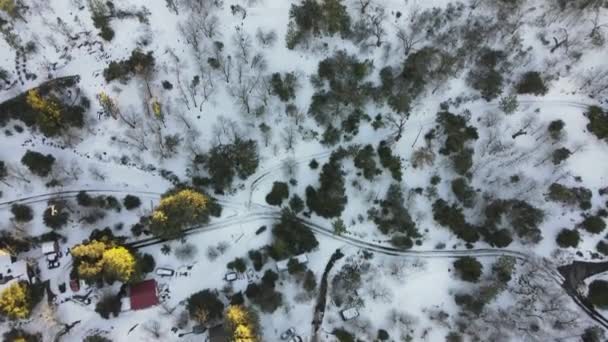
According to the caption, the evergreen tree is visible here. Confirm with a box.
[21,150,55,177]
[453,257,483,282]
[306,155,347,218]
[353,144,380,180]
[187,290,224,324]
[265,182,289,206]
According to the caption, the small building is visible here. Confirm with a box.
[41,241,60,261]
[208,324,229,342]
[0,250,33,291]
[276,253,308,272]
[129,279,159,310]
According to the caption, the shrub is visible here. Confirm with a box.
[270,72,297,102]
[248,250,265,271]
[548,119,565,140]
[451,178,476,208]
[390,235,413,249]
[556,228,580,248]
[2,328,41,342]
[333,328,355,342]
[588,280,608,309]
[354,145,380,180]
[377,141,402,181]
[11,204,33,222]
[227,257,247,273]
[484,199,543,244]
[377,329,389,341]
[597,240,608,255]
[287,258,306,274]
[433,199,479,243]
[552,147,571,165]
[303,270,317,292]
[288,194,305,213]
[453,257,482,282]
[446,332,464,342]
[123,195,141,210]
[306,155,347,218]
[139,254,155,274]
[265,182,289,206]
[187,289,224,324]
[454,293,485,315]
[585,106,608,141]
[581,216,606,234]
[21,150,55,177]
[498,95,518,114]
[547,183,592,209]
[95,293,122,319]
[84,334,112,342]
[103,50,155,82]
[309,159,319,169]
[515,71,548,95]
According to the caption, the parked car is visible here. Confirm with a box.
[280,327,296,340]
[288,336,303,342]
[224,272,238,282]
[69,279,80,292]
[71,296,91,305]
[48,260,60,269]
[340,307,359,321]
[155,267,175,277]
[255,226,267,235]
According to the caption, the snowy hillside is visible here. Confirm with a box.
[1,0,608,341]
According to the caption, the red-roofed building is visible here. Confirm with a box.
[129,279,159,310]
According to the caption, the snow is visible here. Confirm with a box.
[0,0,607,340]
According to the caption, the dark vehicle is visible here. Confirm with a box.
[255,226,267,235]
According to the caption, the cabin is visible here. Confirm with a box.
[276,253,308,272]
[41,241,60,261]
[129,279,159,310]
[0,250,34,291]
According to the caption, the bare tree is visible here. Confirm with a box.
[142,320,162,339]
[232,25,253,64]
[578,66,608,98]
[386,111,409,142]
[255,28,277,47]
[281,123,297,151]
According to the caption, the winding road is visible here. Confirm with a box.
[0,98,605,332]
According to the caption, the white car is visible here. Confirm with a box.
[280,327,296,340]
[340,307,360,321]
[155,268,175,277]
[224,272,238,281]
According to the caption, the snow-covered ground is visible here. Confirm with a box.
[1,0,608,341]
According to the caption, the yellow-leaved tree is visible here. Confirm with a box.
[225,305,261,342]
[102,247,136,282]
[150,189,209,238]
[71,240,137,283]
[25,89,63,136]
[0,282,31,320]
[0,0,17,17]
[97,92,120,119]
